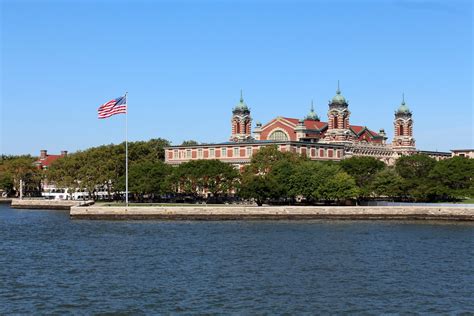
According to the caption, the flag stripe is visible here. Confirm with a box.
[98,105,127,115]
[98,96,127,119]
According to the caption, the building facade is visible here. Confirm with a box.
[451,149,474,159]
[165,85,451,168]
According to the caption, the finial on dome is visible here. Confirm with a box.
[311,99,314,112]
[402,92,405,105]
[240,89,244,102]
[336,80,341,95]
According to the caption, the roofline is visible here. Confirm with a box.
[450,149,474,152]
[165,140,346,150]
[417,150,451,156]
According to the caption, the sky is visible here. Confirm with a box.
[1,0,472,155]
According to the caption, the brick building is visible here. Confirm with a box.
[165,84,450,168]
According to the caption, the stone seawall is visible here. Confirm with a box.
[11,199,94,210]
[70,205,474,221]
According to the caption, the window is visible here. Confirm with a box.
[198,148,203,158]
[210,148,215,158]
[246,146,252,157]
[222,148,227,157]
[306,146,311,157]
[173,150,178,159]
[186,149,191,159]
[269,130,288,141]
[234,147,239,157]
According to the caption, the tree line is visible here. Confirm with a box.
[0,142,472,204]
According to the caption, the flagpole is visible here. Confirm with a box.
[125,92,129,207]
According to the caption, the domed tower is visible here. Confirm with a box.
[392,94,415,151]
[230,90,252,142]
[323,81,353,143]
[305,100,320,121]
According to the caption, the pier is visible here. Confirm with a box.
[11,199,94,210]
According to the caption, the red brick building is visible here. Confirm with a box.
[165,84,450,168]
[34,149,68,170]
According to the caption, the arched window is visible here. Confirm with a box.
[236,121,240,134]
[269,130,289,141]
[399,125,404,135]
[333,117,338,129]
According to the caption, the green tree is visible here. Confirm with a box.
[428,157,474,200]
[395,154,437,201]
[47,155,81,199]
[45,138,171,200]
[340,156,385,199]
[117,160,172,200]
[180,140,199,146]
[239,173,278,206]
[238,145,304,205]
[288,161,339,202]
[316,171,359,203]
[371,168,404,200]
[0,171,14,196]
[246,145,304,175]
[0,156,41,197]
[170,160,239,200]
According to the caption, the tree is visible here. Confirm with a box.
[371,168,404,200]
[288,161,336,202]
[47,155,81,199]
[340,156,385,199]
[45,138,171,200]
[0,156,41,197]
[238,145,304,205]
[180,140,199,146]
[246,145,304,175]
[238,173,278,206]
[118,160,172,200]
[428,157,474,200]
[316,171,359,203]
[395,154,437,201]
[170,160,239,200]
[0,171,14,196]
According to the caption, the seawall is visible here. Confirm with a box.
[11,199,94,210]
[70,205,474,221]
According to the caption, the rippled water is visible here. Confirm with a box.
[1,204,473,314]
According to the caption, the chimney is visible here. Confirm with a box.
[61,150,68,157]
[40,150,47,159]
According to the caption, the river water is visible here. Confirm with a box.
[1,204,473,314]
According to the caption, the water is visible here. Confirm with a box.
[1,204,473,314]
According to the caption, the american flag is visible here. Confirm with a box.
[98,95,127,119]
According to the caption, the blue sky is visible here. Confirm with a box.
[1,0,472,155]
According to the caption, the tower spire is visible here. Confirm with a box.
[311,99,314,112]
[240,89,244,102]
[402,92,405,105]
[336,80,340,94]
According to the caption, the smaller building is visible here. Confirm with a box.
[34,149,68,170]
[451,149,474,159]
[34,149,69,200]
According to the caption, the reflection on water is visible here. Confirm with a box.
[0,205,473,314]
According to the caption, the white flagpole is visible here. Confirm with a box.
[125,92,129,207]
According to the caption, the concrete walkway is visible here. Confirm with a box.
[70,205,474,221]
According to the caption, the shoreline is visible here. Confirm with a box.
[70,205,474,221]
